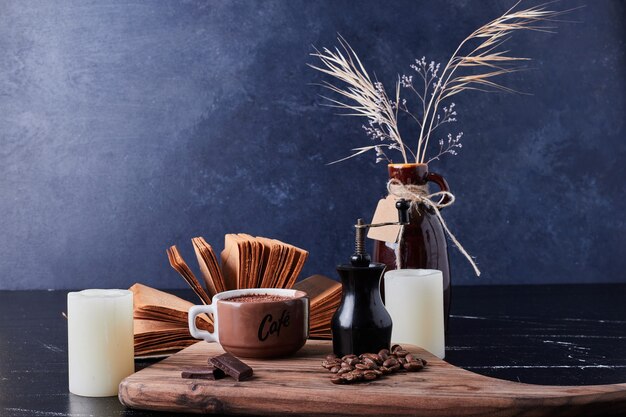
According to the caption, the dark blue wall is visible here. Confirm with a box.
[1,1,624,289]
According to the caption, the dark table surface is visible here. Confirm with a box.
[1,284,625,417]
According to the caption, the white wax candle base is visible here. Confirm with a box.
[67,289,135,397]
[385,269,445,359]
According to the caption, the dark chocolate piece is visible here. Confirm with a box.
[181,365,225,380]
[209,353,253,381]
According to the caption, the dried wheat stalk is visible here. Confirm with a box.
[309,37,408,164]
[310,1,575,164]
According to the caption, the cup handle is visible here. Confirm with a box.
[425,171,452,207]
[188,304,218,343]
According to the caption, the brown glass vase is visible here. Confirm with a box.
[374,163,452,330]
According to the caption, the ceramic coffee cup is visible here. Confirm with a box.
[188,288,309,358]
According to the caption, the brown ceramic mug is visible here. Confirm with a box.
[188,288,309,358]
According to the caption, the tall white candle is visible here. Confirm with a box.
[67,289,134,397]
[384,269,445,359]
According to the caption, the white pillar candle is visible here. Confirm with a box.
[67,289,135,397]
[384,269,445,359]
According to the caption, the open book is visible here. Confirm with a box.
[131,234,341,357]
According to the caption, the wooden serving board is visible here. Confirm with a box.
[119,340,626,416]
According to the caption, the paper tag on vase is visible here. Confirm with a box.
[367,195,402,243]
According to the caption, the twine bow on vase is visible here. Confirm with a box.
[386,179,481,277]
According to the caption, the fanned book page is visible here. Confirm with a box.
[191,237,225,298]
[258,238,282,288]
[166,246,211,305]
[130,283,213,357]
[221,234,241,291]
[293,275,341,339]
[131,235,340,357]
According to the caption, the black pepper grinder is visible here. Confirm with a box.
[331,199,411,357]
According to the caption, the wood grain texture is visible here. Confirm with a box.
[119,340,626,416]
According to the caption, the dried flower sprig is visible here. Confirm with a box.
[310,1,573,164]
[428,132,464,164]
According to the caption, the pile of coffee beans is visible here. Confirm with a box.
[321,344,428,384]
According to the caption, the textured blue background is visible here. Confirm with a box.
[0,1,624,289]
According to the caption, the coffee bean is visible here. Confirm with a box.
[326,354,338,361]
[343,372,355,382]
[378,348,390,357]
[330,366,340,373]
[380,366,391,375]
[404,361,424,372]
[405,354,414,362]
[361,358,379,369]
[363,370,378,381]
[322,359,341,369]
[362,353,382,364]
[337,368,351,375]
[396,349,409,358]
[383,358,398,367]
[345,357,359,366]
[389,363,401,372]
[355,363,369,370]
[398,357,407,365]
[341,362,353,369]
[342,354,357,361]
[331,375,346,384]
[391,344,401,353]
